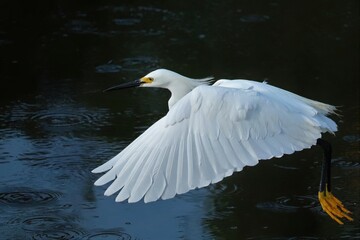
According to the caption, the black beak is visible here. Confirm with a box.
[103,79,142,92]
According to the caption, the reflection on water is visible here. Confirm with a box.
[0,1,359,239]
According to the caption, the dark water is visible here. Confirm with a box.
[0,1,359,239]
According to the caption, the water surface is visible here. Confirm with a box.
[0,1,359,239]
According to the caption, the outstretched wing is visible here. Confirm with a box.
[92,81,337,203]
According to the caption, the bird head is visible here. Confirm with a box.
[103,69,175,92]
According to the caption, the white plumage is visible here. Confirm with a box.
[92,69,337,203]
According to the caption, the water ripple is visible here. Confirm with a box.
[96,61,122,73]
[3,99,110,131]
[65,20,98,35]
[343,134,360,143]
[19,153,92,180]
[84,231,131,240]
[334,159,360,169]
[31,229,85,240]
[31,112,87,127]
[95,56,159,74]
[59,5,176,37]
[6,215,78,232]
[0,191,60,206]
[256,195,317,213]
[248,237,321,240]
[113,18,141,26]
[240,14,270,23]
[30,108,109,128]
[209,182,241,196]
[7,215,135,240]
[121,56,159,71]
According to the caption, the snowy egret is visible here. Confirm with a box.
[93,69,353,224]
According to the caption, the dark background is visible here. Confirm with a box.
[0,1,359,239]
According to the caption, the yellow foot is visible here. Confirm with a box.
[318,189,353,224]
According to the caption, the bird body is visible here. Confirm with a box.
[94,69,336,200]
[93,69,352,224]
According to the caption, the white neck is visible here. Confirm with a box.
[166,76,209,109]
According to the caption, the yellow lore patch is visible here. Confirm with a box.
[140,77,154,84]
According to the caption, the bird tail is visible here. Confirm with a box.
[298,97,339,116]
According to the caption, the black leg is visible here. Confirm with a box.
[316,138,353,224]
[316,138,332,193]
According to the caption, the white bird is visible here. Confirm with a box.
[92,69,353,224]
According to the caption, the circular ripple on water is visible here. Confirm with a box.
[31,112,86,127]
[84,231,132,240]
[248,236,320,240]
[30,108,109,128]
[0,191,59,205]
[209,182,241,196]
[20,215,81,232]
[31,229,85,240]
[256,195,317,213]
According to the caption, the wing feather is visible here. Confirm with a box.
[162,137,180,200]
[143,146,169,202]
[93,80,337,203]
[186,131,199,189]
[176,132,188,194]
